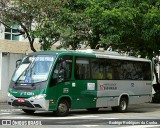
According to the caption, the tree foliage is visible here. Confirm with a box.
[1,0,160,57]
[83,0,160,58]
[56,0,160,58]
[0,0,61,51]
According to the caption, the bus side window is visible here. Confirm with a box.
[52,56,72,84]
[75,64,80,79]
[106,67,113,80]
[75,58,90,80]
[106,59,121,80]
[112,67,120,80]
[143,63,151,80]
[91,58,106,80]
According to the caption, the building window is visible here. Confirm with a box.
[4,24,19,40]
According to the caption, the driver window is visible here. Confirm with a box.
[53,56,72,83]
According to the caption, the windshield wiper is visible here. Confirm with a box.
[14,64,32,85]
[15,82,35,87]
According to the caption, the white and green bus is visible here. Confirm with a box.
[7,49,152,116]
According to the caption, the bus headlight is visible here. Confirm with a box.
[30,94,46,100]
[7,92,14,98]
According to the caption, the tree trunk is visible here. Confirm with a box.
[20,23,36,52]
[29,40,36,52]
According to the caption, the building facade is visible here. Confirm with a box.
[0,23,41,102]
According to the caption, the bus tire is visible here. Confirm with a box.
[22,109,35,114]
[111,98,128,112]
[86,108,99,112]
[55,99,69,116]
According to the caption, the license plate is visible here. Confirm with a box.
[18,98,25,103]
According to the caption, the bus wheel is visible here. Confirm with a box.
[22,109,35,114]
[86,108,99,112]
[112,98,128,112]
[55,99,69,116]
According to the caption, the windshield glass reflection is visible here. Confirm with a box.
[12,55,55,84]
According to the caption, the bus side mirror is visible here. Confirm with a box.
[16,59,22,68]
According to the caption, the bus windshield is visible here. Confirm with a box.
[12,55,55,84]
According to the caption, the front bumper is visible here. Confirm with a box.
[7,95,49,111]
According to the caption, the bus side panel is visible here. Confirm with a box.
[96,80,152,107]
[129,95,152,104]
[70,80,97,109]
[46,85,58,110]
[47,80,97,110]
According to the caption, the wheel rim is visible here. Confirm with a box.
[120,100,127,110]
[58,102,68,113]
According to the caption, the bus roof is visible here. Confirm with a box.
[28,49,151,62]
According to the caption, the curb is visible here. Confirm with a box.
[0,103,21,112]
[0,102,13,109]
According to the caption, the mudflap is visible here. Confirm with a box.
[153,84,160,93]
[152,92,160,103]
[152,84,160,103]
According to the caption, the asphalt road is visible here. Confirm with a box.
[0,102,160,128]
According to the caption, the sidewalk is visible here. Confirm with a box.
[0,102,22,113]
[0,102,14,110]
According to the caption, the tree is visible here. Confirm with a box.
[57,0,160,57]
[1,0,160,56]
[84,0,160,58]
[55,0,91,50]
[0,0,61,51]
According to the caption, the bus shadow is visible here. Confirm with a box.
[19,109,113,117]
[18,107,156,117]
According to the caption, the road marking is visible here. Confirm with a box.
[0,109,21,112]
[82,125,160,128]
[124,125,160,128]
[0,113,11,115]
[82,125,99,127]
[0,115,117,119]
[0,112,118,120]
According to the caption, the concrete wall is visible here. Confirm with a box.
[0,52,25,102]
[0,53,2,91]
[0,39,41,53]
